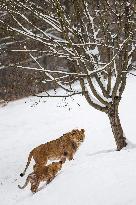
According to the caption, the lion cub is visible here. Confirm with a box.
[18,156,66,193]
[20,129,85,177]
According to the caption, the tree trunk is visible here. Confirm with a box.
[107,104,127,151]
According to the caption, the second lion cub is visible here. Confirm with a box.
[18,156,66,193]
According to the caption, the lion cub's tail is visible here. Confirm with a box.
[18,175,30,189]
[20,150,33,177]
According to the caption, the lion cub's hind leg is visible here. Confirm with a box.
[30,179,40,193]
[18,173,39,193]
[33,155,48,171]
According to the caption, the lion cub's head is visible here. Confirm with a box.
[71,129,85,145]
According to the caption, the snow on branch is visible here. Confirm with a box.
[1,0,135,112]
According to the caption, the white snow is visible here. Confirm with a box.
[0,76,136,205]
[86,46,99,56]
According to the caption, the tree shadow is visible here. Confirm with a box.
[87,149,115,157]
[87,140,136,157]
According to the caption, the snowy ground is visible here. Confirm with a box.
[0,76,136,205]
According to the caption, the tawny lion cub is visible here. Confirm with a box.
[18,157,66,193]
[20,129,85,177]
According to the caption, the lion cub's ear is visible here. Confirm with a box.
[81,129,85,133]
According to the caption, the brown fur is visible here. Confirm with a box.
[18,160,65,193]
[20,129,85,177]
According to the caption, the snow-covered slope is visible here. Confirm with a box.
[0,76,136,205]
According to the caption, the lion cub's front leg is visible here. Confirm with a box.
[46,176,55,185]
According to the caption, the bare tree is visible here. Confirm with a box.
[1,0,135,150]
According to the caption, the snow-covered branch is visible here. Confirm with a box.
[1,0,135,113]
